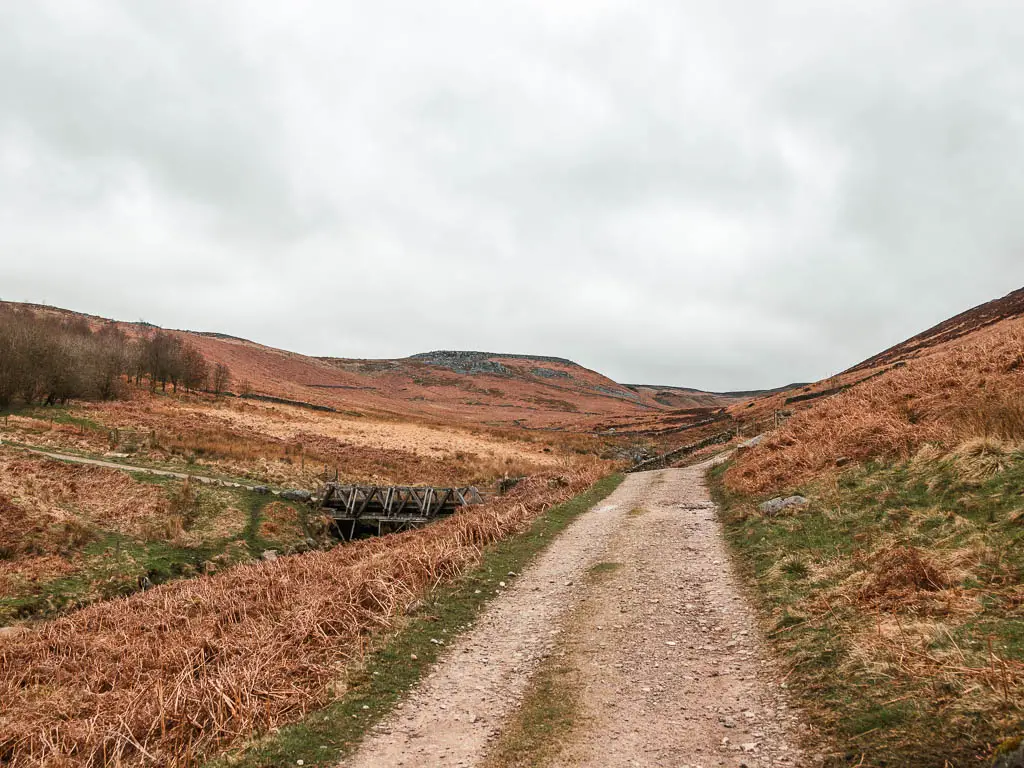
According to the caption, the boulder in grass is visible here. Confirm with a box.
[758,495,809,515]
[737,434,764,450]
[280,489,312,502]
[992,738,1024,768]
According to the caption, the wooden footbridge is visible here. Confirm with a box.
[318,483,484,538]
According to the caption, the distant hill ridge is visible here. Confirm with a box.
[847,286,1024,373]
[626,382,805,399]
[0,300,745,426]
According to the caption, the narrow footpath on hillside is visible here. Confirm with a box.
[342,459,816,768]
[6,445,271,491]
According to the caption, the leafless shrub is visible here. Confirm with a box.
[211,363,232,395]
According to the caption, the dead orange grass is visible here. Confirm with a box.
[727,318,1024,493]
[857,545,950,609]
[0,555,80,593]
[210,401,559,464]
[258,501,302,539]
[0,493,48,558]
[848,617,1024,713]
[0,452,169,542]
[0,414,111,455]
[949,436,1017,482]
[0,462,603,767]
[76,396,556,487]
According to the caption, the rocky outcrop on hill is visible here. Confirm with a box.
[409,350,577,373]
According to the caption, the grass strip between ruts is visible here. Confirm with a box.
[208,472,625,768]
[481,559,625,768]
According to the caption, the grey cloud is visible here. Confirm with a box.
[2,0,1024,391]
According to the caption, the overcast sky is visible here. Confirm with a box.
[2,2,1023,390]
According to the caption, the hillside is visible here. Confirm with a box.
[1,301,741,430]
[846,286,1024,374]
[720,286,1024,434]
[714,285,1024,765]
[4,291,1024,767]
[188,337,746,429]
[626,383,749,410]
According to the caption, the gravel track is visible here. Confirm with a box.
[553,463,813,768]
[341,461,813,767]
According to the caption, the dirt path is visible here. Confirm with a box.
[11,445,271,491]
[552,464,812,768]
[342,461,812,768]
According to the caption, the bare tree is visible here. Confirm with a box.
[143,331,186,392]
[0,308,213,408]
[211,362,232,395]
[0,311,17,408]
[93,325,128,400]
[181,344,209,392]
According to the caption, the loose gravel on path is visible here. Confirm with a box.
[341,462,814,768]
[553,464,813,768]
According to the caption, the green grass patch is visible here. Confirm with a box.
[106,455,273,490]
[482,650,581,768]
[0,483,313,626]
[780,556,810,580]
[587,561,622,580]
[207,473,625,768]
[710,453,1024,767]
[241,492,272,552]
[0,533,223,623]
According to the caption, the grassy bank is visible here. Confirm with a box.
[0,477,313,626]
[3,466,609,766]
[210,472,624,768]
[710,444,1024,766]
